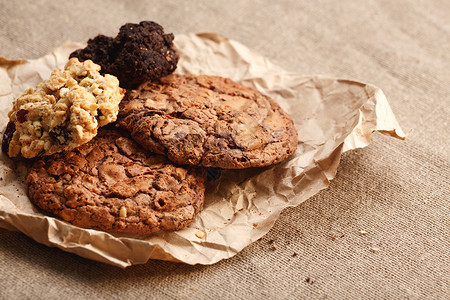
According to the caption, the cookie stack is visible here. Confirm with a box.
[2,21,298,234]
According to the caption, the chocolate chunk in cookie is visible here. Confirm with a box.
[70,21,179,89]
[118,74,298,169]
[26,128,206,234]
[3,58,124,158]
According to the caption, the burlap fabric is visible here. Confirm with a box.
[0,0,448,299]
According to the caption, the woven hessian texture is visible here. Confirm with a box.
[0,0,449,299]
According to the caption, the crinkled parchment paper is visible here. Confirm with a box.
[0,33,406,267]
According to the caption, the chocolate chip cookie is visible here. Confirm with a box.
[70,20,179,89]
[118,74,298,169]
[27,128,206,234]
[2,58,124,158]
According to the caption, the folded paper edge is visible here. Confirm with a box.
[343,83,407,152]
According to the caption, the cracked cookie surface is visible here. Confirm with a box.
[26,128,206,234]
[118,74,298,169]
[3,58,124,158]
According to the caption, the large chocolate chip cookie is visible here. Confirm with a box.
[27,128,206,234]
[118,74,298,169]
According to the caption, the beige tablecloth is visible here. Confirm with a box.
[0,0,448,299]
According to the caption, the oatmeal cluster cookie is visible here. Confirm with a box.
[118,74,298,169]
[70,20,179,89]
[27,128,206,234]
[3,58,124,158]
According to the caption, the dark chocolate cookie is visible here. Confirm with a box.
[27,128,206,234]
[69,35,115,73]
[70,21,179,89]
[118,74,298,169]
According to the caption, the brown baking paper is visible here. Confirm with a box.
[0,33,406,267]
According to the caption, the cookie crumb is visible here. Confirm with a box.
[253,223,258,228]
[271,245,277,251]
[195,230,206,239]
[305,277,314,284]
[360,230,368,235]
[292,252,299,257]
[330,232,345,240]
[233,208,245,216]
[371,247,380,253]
